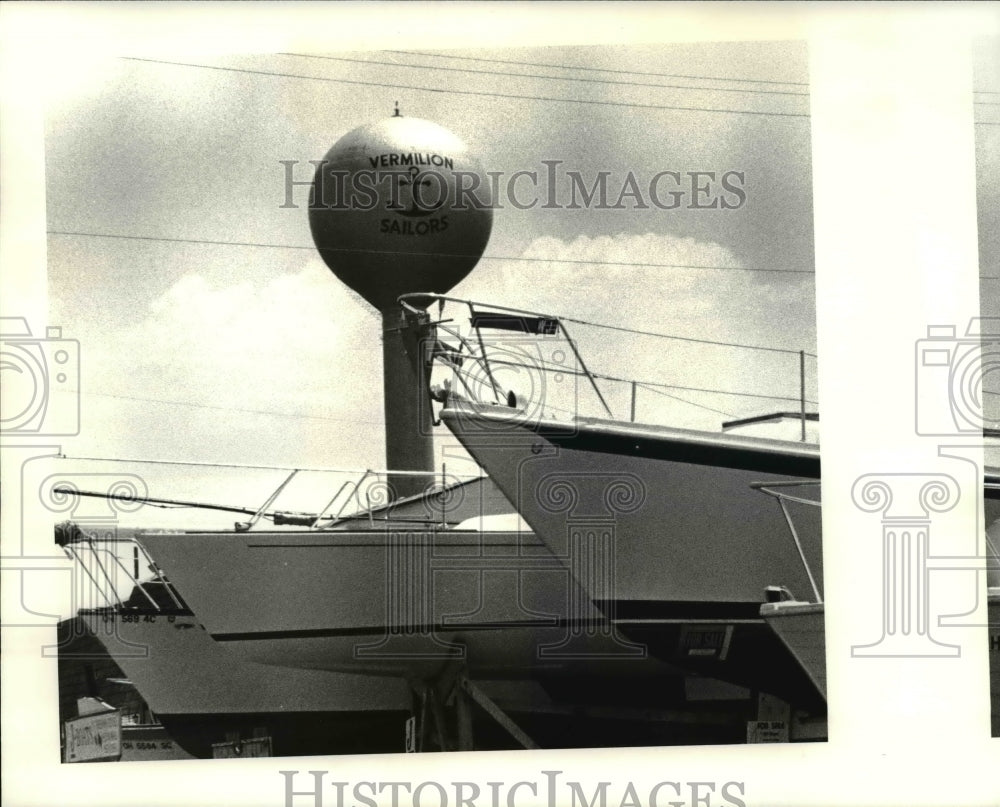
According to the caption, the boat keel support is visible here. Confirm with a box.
[406,665,539,752]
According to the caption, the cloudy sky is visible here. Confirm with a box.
[36,40,824,525]
[25,35,995,529]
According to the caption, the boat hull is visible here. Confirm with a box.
[441,404,823,605]
[610,600,826,712]
[762,593,1000,732]
[138,528,679,680]
[760,601,827,701]
[71,611,411,715]
[57,615,413,758]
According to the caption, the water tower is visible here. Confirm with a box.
[309,111,493,499]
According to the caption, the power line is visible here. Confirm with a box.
[561,314,816,357]
[391,49,811,87]
[634,382,737,418]
[48,229,818,364]
[482,357,817,405]
[602,374,819,406]
[67,388,385,426]
[469,390,734,422]
[282,52,810,98]
[56,454,417,475]
[52,229,1000,281]
[67,379,806,429]
[485,254,811,275]
[396,49,1000,98]
[47,230,813,275]
[48,229,313,251]
[120,56,811,119]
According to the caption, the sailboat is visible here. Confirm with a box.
[411,294,824,610]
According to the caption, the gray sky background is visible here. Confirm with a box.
[37,37,997,527]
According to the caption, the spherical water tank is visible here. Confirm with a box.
[309,115,493,311]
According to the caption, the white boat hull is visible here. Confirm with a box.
[138,528,678,681]
[441,403,823,606]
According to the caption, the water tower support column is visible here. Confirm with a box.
[381,306,435,500]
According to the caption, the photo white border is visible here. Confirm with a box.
[2,3,997,805]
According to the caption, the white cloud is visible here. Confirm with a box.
[67,257,386,470]
[58,230,818,517]
[453,231,817,430]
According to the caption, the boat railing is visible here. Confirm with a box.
[400,292,818,433]
[753,478,1000,604]
[749,480,823,604]
[322,466,483,529]
[50,457,486,532]
[55,521,188,614]
[204,465,485,531]
[401,292,615,420]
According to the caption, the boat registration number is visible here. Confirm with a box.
[101,613,174,624]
